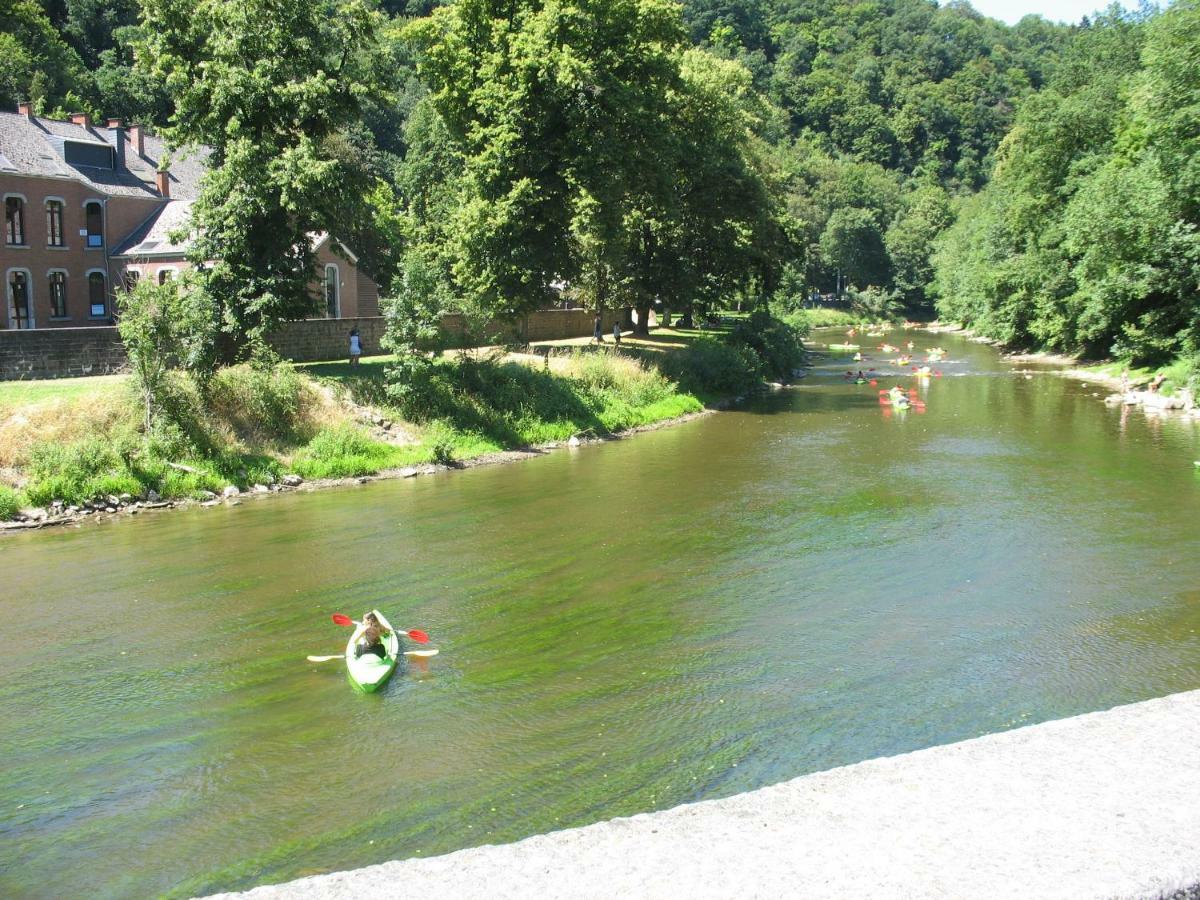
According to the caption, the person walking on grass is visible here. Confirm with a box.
[593,312,604,343]
[349,327,362,366]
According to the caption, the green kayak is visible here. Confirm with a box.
[345,608,400,693]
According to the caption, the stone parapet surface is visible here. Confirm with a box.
[209,689,1200,899]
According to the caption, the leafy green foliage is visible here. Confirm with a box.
[727,310,806,380]
[0,485,21,520]
[137,0,386,362]
[847,285,904,323]
[932,4,1200,368]
[657,337,762,396]
[117,279,213,432]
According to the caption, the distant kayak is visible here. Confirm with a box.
[346,609,400,693]
[829,343,860,351]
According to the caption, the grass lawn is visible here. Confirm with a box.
[294,355,397,380]
[533,323,730,355]
[0,374,127,412]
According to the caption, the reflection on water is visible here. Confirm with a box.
[1,329,1198,897]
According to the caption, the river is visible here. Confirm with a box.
[2,329,1198,897]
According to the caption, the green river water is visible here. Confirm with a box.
[2,329,1199,897]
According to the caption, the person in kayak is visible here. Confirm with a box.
[354,612,391,660]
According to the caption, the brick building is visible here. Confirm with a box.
[1,104,378,331]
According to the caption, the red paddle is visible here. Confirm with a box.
[332,613,430,643]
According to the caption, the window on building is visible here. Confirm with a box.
[324,265,339,318]
[5,197,25,245]
[49,272,67,318]
[157,268,175,285]
[46,200,64,247]
[88,271,107,318]
[8,271,32,328]
[85,202,103,248]
[124,269,140,292]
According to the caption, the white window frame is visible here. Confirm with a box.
[47,267,69,320]
[4,192,29,247]
[82,198,105,249]
[85,267,109,319]
[324,264,340,318]
[6,267,35,328]
[44,196,67,249]
[156,266,178,285]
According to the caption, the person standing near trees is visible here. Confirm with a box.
[593,312,604,343]
[612,321,621,345]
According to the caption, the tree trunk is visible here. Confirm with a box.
[633,303,652,336]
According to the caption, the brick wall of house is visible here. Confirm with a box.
[2,173,163,328]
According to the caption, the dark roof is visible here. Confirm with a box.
[0,112,206,200]
[110,200,195,258]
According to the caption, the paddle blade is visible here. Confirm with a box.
[869,380,878,386]
[307,654,343,662]
[403,629,431,643]
[332,613,353,627]
[404,648,439,658]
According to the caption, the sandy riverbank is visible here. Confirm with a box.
[209,689,1200,900]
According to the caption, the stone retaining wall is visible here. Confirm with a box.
[438,308,632,347]
[1,308,637,379]
[265,317,389,363]
[0,326,127,380]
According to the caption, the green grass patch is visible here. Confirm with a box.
[794,306,861,329]
[290,426,432,479]
[395,351,705,449]
[0,374,127,411]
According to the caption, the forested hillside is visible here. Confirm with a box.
[7,0,1196,373]
[933,2,1200,370]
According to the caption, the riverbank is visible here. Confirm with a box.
[209,688,1200,899]
[0,316,803,528]
[926,321,1199,407]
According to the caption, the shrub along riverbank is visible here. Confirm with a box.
[0,313,804,521]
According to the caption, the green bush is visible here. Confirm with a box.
[208,364,309,445]
[727,311,806,381]
[657,337,762,396]
[0,486,21,520]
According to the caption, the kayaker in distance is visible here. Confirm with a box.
[354,612,391,660]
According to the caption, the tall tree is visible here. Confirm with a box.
[138,0,386,363]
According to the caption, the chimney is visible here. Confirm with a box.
[129,125,145,157]
[111,122,126,171]
[69,112,91,128]
[155,169,170,198]
[16,101,32,119]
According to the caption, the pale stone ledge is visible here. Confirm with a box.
[209,689,1200,900]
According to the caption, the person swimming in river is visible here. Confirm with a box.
[354,612,391,660]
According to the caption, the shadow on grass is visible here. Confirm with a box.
[417,357,608,446]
